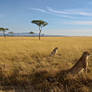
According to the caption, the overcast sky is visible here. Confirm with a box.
[0,0,92,36]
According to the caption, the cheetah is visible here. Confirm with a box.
[69,51,90,75]
[50,47,58,56]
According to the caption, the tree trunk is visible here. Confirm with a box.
[3,31,6,38]
[39,27,41,40]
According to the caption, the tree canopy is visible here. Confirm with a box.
[29,31,34,34]
[0,28,8,31]
[8,32,14,34]
[0,27,8,37]
[32,20,48,28]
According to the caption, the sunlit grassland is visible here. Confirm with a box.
[0,37,92,76]
[0,37,92,91]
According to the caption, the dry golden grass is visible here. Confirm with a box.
[0,37,92,92]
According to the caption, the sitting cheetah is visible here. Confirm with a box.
[50,47,58,56]
[69,51,90,75]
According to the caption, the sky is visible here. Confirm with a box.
[0,0,92,36]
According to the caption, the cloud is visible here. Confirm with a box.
[47,7,69,14]
[30,7,92,19]
[47,7,92,17]
[64,21,92,25]
[53,14,74,18]
[31,7,74,18]
[31,8,47,13]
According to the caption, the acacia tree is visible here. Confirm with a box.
[8,32,14,34]
[0,28,8,37]
[8,31,14,36]
[29,31,34,34]
[31,20,48,40]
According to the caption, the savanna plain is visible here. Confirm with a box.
[0,37,92,92]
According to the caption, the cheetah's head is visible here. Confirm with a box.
[83,51,90,56]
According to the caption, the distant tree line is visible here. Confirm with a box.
[0,20,48,39]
